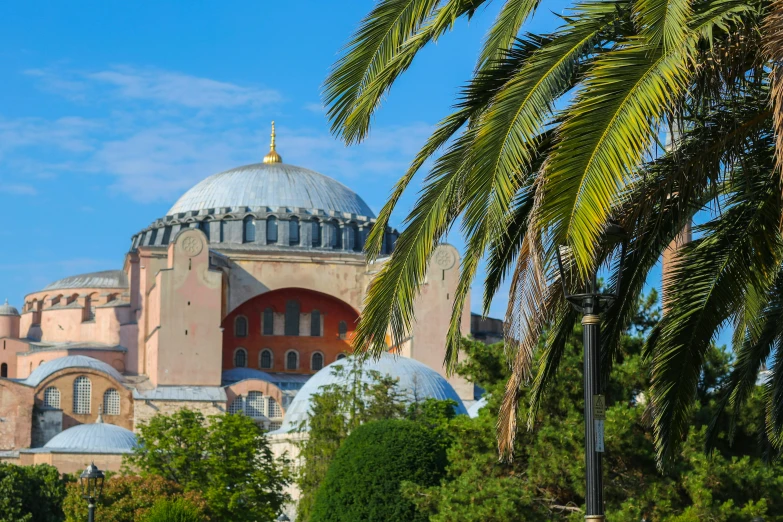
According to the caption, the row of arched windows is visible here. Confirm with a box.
[227,391,283,430]
[233,348,345,371]
[234,306,346,339]
[238,217,363,251]
[42,378,121,416]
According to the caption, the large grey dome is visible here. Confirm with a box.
[167,163,375,217]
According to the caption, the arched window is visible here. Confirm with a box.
[73,376,91,414]
[149,228,158,245]
[1,363,7,378]
[234,348,248,368]
[43,387,60,409]
[263,308,274,335]
[103,388,120,415]
[311,352,324,371]
[331,220,342,249]
[286,350,298,370]
[260,349,273,369]
[268,397,282,418]
[310,310,321,336]
[243,216,256,243]
[219,220,228,242]
[289,218,300,246]
[199,220,210,241]
[162,226,172,244]
[311,220,321,247]
[349,224,361,251]
[336,353,347,360]
[246,391,265,418]
[235,316,248,338]
[228,396,244,415]
[285,300,300,336]
[266,216,278,244]
[338,321,348,340]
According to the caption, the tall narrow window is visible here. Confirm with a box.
[289,218,300,246]
[149,228,158,245]
[243,216,256,243]
[311,352,324,371]
[285,300,300,336]
[199,220,210,241]
[103,388,120,415]
[234,348,247,368]
[268,398,282,418]
[332,221,342,249]
[73,376,91,414]
[161,226,172,244]
[286,350,298,370]
[310,310,321,336]
[235,316,248,337]
[260,349,273,369]
[0,363,6,378]
[351,224,362,252]
[312,220,321,247]
[267,216,278,244]
[220,220,227,242]
[263,308,274,335]
[43,387,60,409]
[338,321,348,340]
[246,391,265,418]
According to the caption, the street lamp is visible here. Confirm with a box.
[556,222,627,522]
[79,462,105,522]
[276,514,291,521]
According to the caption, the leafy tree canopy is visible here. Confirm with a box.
[0,463,67,522]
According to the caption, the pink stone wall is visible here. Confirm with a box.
[0,339,27,379]
[0,380,33,450]
[0,315,20,339]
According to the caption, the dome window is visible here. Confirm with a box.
[311,352,324,372]
[199,221,210,241]
[260,349,273,369]
[289,218,300,246]
[349,224,361,252]
[312,221,321,247]
[267,217,278,244]
[310,310,321,336]
[73,376,91,415]
[263,308,274,336]
[103,388,120,416]
[235,316,248,338]
[285,300,300,336]
[286,350,299,370]
[243,216,256,243]
[234,348,248,368]
[268,397,282,418]
[43,386,60,409]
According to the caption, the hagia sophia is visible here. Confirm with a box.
[0,124,497,476]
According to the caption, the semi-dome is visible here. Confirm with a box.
[43,270,128,291]
[0,299,19,316]
[44,422,137,453]
[25,355,125,387]
[222,367,276,385]
[167,163,375,218]
[275,353,467,433]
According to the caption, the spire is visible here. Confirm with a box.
[263,121,283,164]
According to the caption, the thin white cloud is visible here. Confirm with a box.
[0,184,38,196]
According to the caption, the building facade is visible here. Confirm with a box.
[0,127,475,470]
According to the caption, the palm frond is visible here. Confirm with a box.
[477,0,541,67]
[764,0,783,184]
[635,0,692,51]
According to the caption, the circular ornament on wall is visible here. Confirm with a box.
[434,248,456,270]
[182,235,204,257]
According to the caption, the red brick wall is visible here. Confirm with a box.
[222,288,357,374]
[0,380,33,450]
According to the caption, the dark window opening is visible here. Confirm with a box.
[243,216,256,243]
[235,316,248,337]
[285,300,300,336]
[263,308,274,335]
[289,218,300,246]
[310,310,321,336]
[267,217,278,244]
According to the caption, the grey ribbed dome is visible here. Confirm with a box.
[0,300,19,316]
[167,163,375,217]
[44,423,137,454]
[43,270,128,291]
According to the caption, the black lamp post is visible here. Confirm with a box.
[79,462,105,522]
[276,514,291,521]
[556,222,627,522]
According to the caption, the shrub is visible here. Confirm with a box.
[62,474,207,522]
[143,498,206,522]
[0,463,68,522]
[310,419,448,522]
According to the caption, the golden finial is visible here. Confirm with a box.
[263,121,283,164]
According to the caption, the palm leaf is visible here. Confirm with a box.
[477,0,541,67]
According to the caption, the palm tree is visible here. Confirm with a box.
[324,0,783,465]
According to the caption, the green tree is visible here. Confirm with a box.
[295,363,407,521]
[143,498,206,522]
[0,463,67,522]
[403,291,783,520]
[62,474,207,522]
[125,409,290,522]
[324,0,783,463]
[310,419,448,522]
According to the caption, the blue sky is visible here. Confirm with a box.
[0,0,665,325]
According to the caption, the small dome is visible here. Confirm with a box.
[275,353,467,433]
[25,355,125,387]
[167,163,375,217]
[467,396,488,418]
[44,423,137,453]
[43,270,128,291]
[221,368,276,385]
[0,300,19,316]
